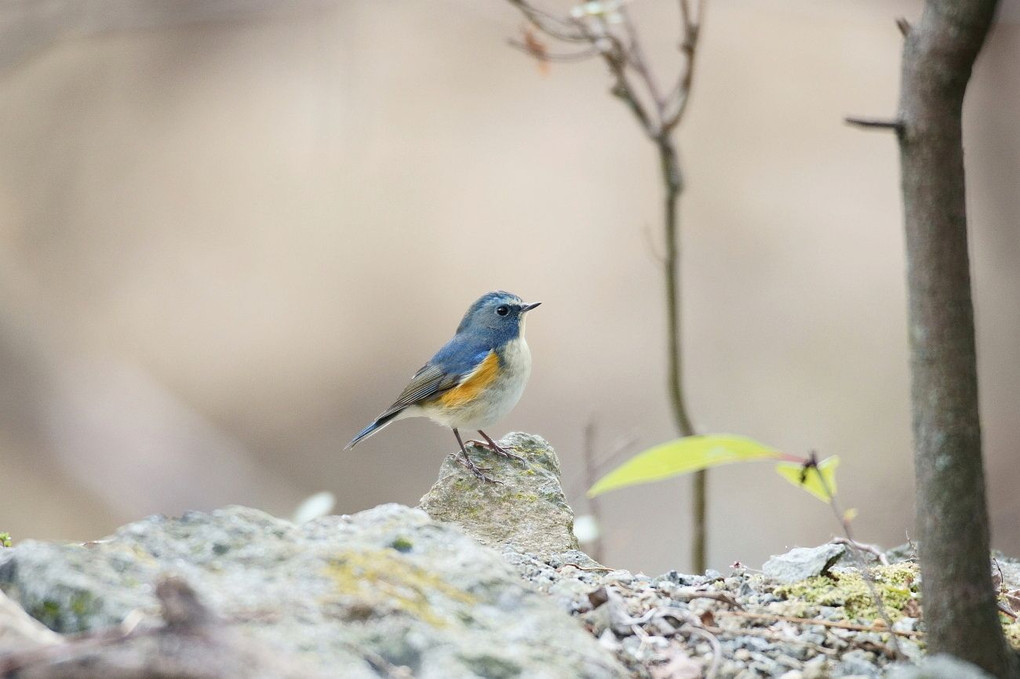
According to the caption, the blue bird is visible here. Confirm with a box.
[345,291,541,480]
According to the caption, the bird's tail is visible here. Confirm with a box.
[344,410,401,450]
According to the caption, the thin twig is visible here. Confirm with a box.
[593,433,639,471]
[597,32,659,138]
[664,0,701,129]
[557,563,616,573]
[718,610,923,638]
[683,624,721,679]
[618,5,664,117]
[845,116,905,132]
[700,623,839,656]
[502,0,707,574]
[641,219,667,264]
[566,429,636,499]
[507,39,598,62]
[803,453,905,658]
[671,589,743,608]
[831,537,889,566]
[506,0,588,42]
[581,420,606,562]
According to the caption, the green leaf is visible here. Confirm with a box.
[587,434,783,497]
[775,456,840,503]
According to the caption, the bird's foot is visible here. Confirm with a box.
[451,451,499,484]
[467,431,527,464]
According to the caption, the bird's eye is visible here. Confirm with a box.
[496,305,510,316]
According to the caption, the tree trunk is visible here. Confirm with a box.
[896,2,1015,676]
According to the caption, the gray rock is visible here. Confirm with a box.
[0,588,62,654]
[892,617,918,634]
[837,649,880,677]
[762,543,846,584]
[2,428,1008,679]
[3,576,334,679]
[0,504,626,679]
[884,655,996,679]
[417,432,580,556]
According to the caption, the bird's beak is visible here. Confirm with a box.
[521,302,542,313]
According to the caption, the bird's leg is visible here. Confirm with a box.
[452,428,497,483]
[466,430,527,464]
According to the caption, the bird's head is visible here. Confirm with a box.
[456,291,541,344]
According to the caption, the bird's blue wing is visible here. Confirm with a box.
[344,334,492,449]
[379,334,492,417]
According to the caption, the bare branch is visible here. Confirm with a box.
[618,5,665,116]
[502,0,709,574]
[508,39,598,62]
[506,0,587,42]
[845,116,905,132]
[679,0,693,32]
[610,78,658,138]
[589,29,659,137]
[663,0,703,131]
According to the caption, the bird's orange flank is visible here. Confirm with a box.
[438,351,501,408]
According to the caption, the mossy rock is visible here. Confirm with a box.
[418,432,580,556]
[774,561,920,623]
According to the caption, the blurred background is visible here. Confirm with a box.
[0,0,1017,575]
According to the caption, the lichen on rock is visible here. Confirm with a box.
[0,503,626,679]
[5,432,1020,679]
[773,561,920,624]
[418,432,581,557]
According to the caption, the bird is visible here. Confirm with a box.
[345,291,541,481]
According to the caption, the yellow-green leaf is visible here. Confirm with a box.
[587,434,783,497]
[775,456,840,503]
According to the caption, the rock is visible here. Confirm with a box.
[0,588,62,654]
[835,648,880,677]
[2,427,1011,679]
[892,617,918,634]
[2,576,331,679]
[762,543,846,584]
[415,432,613,620]
[418,432,580,556]
[0,504,626,679]
[885,655,996,679]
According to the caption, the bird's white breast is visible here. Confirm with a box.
[477,336,531,427]
[419,336,531,430]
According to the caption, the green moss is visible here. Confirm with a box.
[774,562,919,623]
[71,591,100,618]
[34,599,62,629]
[461,653,522,679]
[324,549,476,627]
[461,505,483,519]
[999,615,1020,648]
[776,562,1020,645]
[1003,618,1020,650]
[0,532,10,548]
[390,536,413,553]
[30,590,100,633]
[996,584,1020,649]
